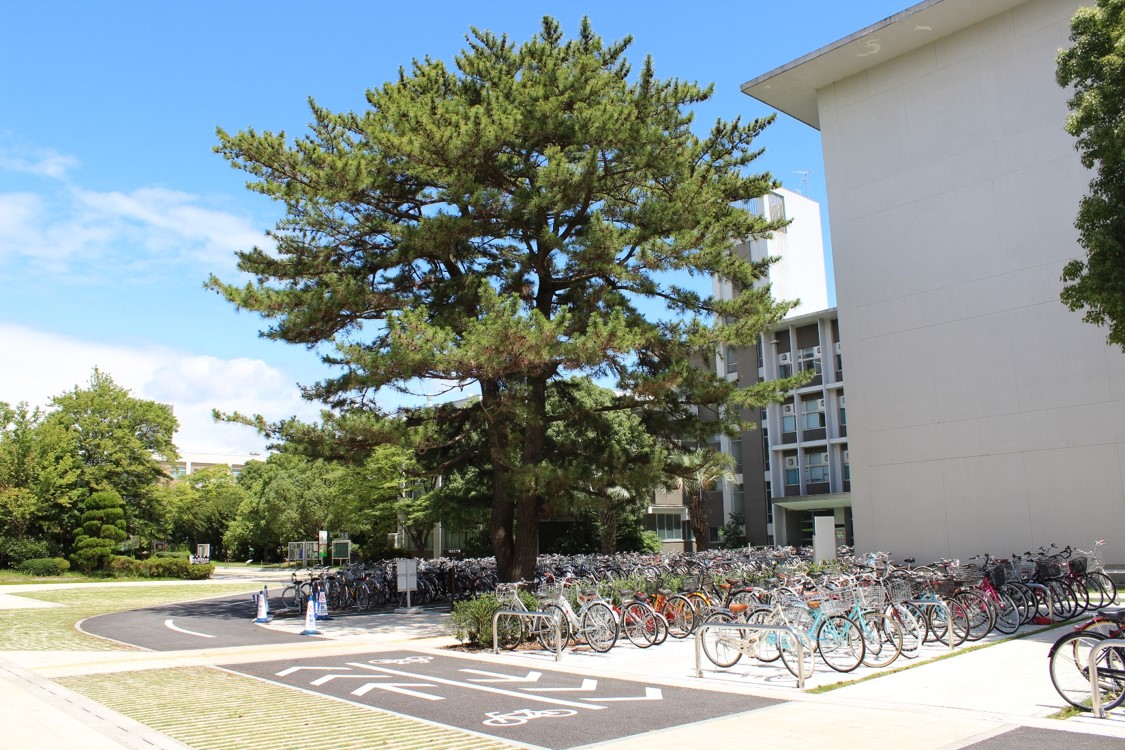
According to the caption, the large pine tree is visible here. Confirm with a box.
[209,18,797,580]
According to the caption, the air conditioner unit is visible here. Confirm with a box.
[779,352,791,364]
[835,342,842,354]
[843,450,849,463]
[840,395,846,407]
[784,456,798,468]
[813,346,821,356]
[782,403,795,415]
[816,398,825,410]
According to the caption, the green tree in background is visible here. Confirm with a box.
[1057,0,1125,349]
[157,465,248,560]
[209,18,797,580]
[675,447,735,553]
[46,369,178,538]
[0,402,82,545]
[223,454,335,561]
[72,490,128,571]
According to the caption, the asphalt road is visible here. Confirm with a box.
[223,649,781,749]
[79,593,320,650]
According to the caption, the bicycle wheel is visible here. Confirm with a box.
[621,602,657,649]
[1000,582,1034,625]
[1047,579,1079,620]
[778,627,816,680]
[280,585,299,611]
[700,611,742,668]
[1088,572,1117,606]
[580,601,618,653]
[928,599,969,646]
[651,607,668,645]
[859,610,903,668]
[1082,573,1113,610]
[535,604,571,651]
[1048,631,1125,711]
[816,614,865,673]
[662,594,697,639]
[888,603,925,659]
[494,609,524,650]
[954,591,994,641]
[992,591,1021,635]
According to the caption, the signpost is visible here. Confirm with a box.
[395,558,420,614]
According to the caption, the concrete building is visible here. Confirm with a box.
[644,189,837,553]
[742,0,1125,564]
[163,450,263,479]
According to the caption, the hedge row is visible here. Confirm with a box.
[107,556,214,579]
[17,557,71,576]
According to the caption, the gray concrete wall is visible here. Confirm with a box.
[817,0,1125,564]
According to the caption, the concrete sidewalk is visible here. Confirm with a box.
[2,581,1124,750]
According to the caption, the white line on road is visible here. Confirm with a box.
[163,619,216,639]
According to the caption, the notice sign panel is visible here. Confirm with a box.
[396,558,418,592]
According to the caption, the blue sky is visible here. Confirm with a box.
[0,1,909,454]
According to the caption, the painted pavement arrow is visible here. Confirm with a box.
[459,669,543,683]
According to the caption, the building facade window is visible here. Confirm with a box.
[784,456,800,486]
[801,398,825,430]
[843,451,850,482]
[796,346,822,375]
[730,437,743,473]
[805,451,829,484]
[652,513,683,541]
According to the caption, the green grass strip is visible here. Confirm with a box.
[60,666,515,750]
[806,620,1078,694]
[0,583,260,651]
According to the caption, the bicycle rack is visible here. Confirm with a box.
[903,599,956,651]
[1088,638,1125,718]
[693,621,807,689]
[491,609,564,662]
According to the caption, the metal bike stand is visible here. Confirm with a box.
[1088,638,1125,719]
[904,599,956,651]
[1023,583,1055,624]
[491,609,564,662]
[693,621,807,689]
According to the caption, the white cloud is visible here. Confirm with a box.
[0,145,272,280]
[0,323,322,455]
[0,145,79,179]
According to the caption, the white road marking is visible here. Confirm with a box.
[460,669,543,683]
[163,619,215,638]
[526,678,598,692]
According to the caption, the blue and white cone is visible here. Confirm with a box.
[316,590,331,620]
[300,598,320,636]
[253,586,272,623]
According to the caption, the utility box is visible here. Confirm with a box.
[813,516,837,563]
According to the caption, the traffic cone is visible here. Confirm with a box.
[254,586,272,623]
[300,598,320,636]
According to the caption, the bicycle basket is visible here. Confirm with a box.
[1014,560,1036,580]
[887,578,913,605]
[857,584,887,609]
[985,566,1007,588]
[1067,557,1087,576]
[1036,559,1062,579]
[933,579,959,598]
[949,564,983,585]
[813,586,855,616]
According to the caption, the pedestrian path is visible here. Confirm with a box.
[2,576,1124,750]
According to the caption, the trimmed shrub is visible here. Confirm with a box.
[146,557,190,578]
[449,593,503,646]
[187,563,214,580]
[18,557,71,576]
[107,556,145,577]
[0,537,54,568]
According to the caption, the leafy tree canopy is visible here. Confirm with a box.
[46,369,178,538]
[210,17,798,579]
[1057,0,1125,349]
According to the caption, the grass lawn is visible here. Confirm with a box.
[0,582,261,650]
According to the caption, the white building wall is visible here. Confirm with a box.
[817,0,1125,563]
